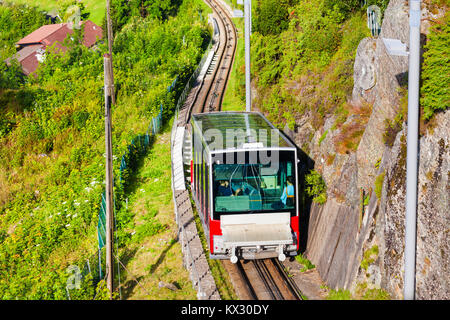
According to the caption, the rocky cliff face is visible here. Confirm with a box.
[297,0,449,299]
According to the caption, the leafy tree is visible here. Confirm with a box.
[253,0,290,36]
[0,4,49,60]
[106,0,179,37]
[58,0,90,21]
[0,59,23,89]
[322,0,389,20]
[305,170,327,204]
[110,0,132,33]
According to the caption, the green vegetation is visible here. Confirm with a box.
[107,0,189,34]
[420,10,450,121]
[8,0,106,25]
[295,253,316,272]
[318,129,328,146]
[326,288,353,300]
[253,0,292,36]
[354,282,390,300]
[221,15,245,111]
[305,170,327,204]
[114,126,197,299]
[326,282,390,300]
[374,171,385,199]
[374,157,381,169]
[251,0,373,133]
[0,0,210,299]
[325,241,391,301]
[383,87,408,147]
[0,3,50,89]
[361,245,379,271]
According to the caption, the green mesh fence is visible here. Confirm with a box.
[65,45,209,299]
[96,77,177,283]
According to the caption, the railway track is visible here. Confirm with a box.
[172,0,304,300]
[191,0,237,115]
[223,258,304,300]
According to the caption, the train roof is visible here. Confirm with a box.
[191,112,296,151]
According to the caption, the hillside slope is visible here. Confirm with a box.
[0,0,210,299]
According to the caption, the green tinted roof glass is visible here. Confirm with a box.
[192,112,295,150]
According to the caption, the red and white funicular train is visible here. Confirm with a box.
[190,112,300,263]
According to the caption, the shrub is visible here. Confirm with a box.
[253,0,290,36]
[295,253,316,272]
[305,170,327,204]
[420,11,450,121]
[326,288,353,300]
[251,1,370,133]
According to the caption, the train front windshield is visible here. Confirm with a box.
[212,150,296,218]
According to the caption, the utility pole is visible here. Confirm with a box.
[244,0,251,112]
[106,0,115,105]
[404,0,421,300]
[104,53,114,299]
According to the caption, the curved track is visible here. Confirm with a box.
[191,0,237,116]
[175,0,303,300]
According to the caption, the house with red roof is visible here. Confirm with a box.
[5,20,103,76]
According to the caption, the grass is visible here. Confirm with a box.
[294,253,315,272]
[325,281,390,300]
[221,15,245,112]
[374,171,385,199]
[115,120,197,300]
[326,288,353,300]
[318,129,328,146]
[9,0,106,25]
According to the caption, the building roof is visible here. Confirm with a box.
[4,44,44,76]
[8,20,103,76]
[5,44,44,63]
[16,24,66,45]
[192,112,296,151]
[81,20,103,47]
[16,21,103,48]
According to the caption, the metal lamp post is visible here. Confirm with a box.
[244,0,251,112]
[236,0,251,112]
[404,0,421,300]
[382,0,421,300]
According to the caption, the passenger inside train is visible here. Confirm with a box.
[213,162,295,213]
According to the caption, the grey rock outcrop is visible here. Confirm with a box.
[356,109,449,300]
[354,0,409,193]
[415,111,449,299]
[301,0,449,299]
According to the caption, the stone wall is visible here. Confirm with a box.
[300,0,449,299]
